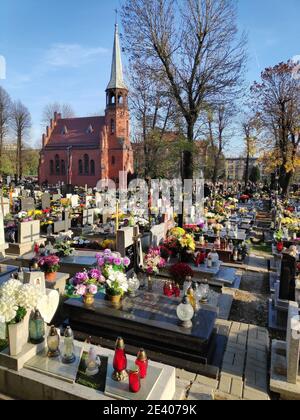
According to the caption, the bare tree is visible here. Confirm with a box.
[204,103,234,184]
[121,0,246,180]
[241,113,259,187]
[11,101,31,181]
[0,86,12,172]
[41,102,75,126]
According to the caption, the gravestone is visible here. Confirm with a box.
[41,193,51,210]
[21,197,35,212]
[0,212,7,257]
[151,223,166,247]
[19,220,41,244]
[270,302,300,399]
[71,195,79,209]
[0,196,10,217]
[8,220,43,256]
[85,196,93,208]
[279,253,296,301]
[82,209,94,226]
[116,226,143,272]
[23,271,46,295]
[54,211,71,234]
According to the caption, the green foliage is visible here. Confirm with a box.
[0,148,40,177]
[249,166,261,183]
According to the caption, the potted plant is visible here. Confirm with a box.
[55,232,74,258]
[0,279,41,356]
[169,263,194,288]
[274,230,284,252]
[38,254,60,282]
[144,247,166,290]
[66,268,105,306]
[96,250,131,305]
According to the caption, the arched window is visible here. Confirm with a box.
[110,94,115,105]
[118,95,123,105]
[50,160,54,175]
[111,119,115,134]
[55,155,60,175]
[79,160,83,175]
[90,160,95,176]
[84,154,89,175]
[111,156,116,165]
[61,160,66,176]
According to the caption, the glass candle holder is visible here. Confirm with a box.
[47,325,60,358]
[129,367,141,393]
[29,310,45,345]
[62,326,76,364]
[135,349,148,379]
[112,337,128,382]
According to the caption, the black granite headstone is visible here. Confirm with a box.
[279,253,296,301]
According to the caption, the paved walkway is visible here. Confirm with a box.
[175,321,270,400]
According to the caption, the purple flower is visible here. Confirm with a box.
[73,271,89,286]
[104,249,112,256]
[89,268,101,280]
[107,256,115,264]
[97,257,105,267]
[114,257,122,266]
[123,257,130,267]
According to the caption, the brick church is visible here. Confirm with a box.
[39,24,134,188]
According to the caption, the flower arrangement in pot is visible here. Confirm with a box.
[169,263,194,288]
[66,268,105,306]
[144,247,166,284]
[274,230,284,252]
[38,254,60,282]
[96,249,130,305]
[0,279,42,356]
[55,232,74,258]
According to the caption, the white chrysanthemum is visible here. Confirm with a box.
[0,297,18,323]
[16,284,42,311]
[0,279,22,300]
[107,271,128,293]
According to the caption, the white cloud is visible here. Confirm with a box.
[44,43,108,68]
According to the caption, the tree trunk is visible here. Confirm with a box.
[245,152,250,187]
[280,168,292,198]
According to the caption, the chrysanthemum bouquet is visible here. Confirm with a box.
[144,247,166,275]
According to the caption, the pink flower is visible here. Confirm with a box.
[114,257,122,266]
[97,257,105,267]
[75,284,87,296]
[123,257,130,267]
[88,284,98,295]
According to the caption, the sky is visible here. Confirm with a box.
[0,0,299,154]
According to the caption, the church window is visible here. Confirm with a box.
[111,119,115,134]
[111,156,116,165]
[84,154,89,175]
[110,94,116,105]
[61,160,66,176]
[55,155,60,175]
[50,160,54,175]
[79,160,83,175]
[90,160,95,176]
[118,95,123,105]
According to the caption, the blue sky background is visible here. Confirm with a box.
[0,0,299,155]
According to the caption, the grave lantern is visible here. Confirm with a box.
[47,325,60,358]
[62,326,76,364]
[29,310,45,345]
[135,349,148,379]
[112,337,128,382]
[176,296,194,329]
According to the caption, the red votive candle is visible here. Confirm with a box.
[135,349,148,379]
[129,367,141,393]
[113,338,127,372]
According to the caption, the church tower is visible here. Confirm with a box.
[105,23,133,183]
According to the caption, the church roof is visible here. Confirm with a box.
[107,24,128,91]
[45,116,105,148]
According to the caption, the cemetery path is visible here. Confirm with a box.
[229,254,269,327]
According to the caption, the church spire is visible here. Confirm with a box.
[107,23,128,91]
